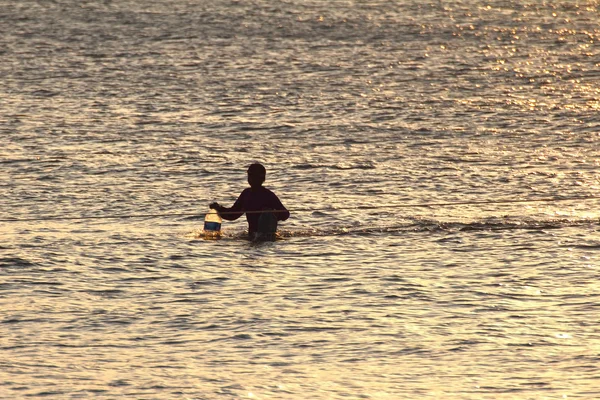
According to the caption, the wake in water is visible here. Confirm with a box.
[185,216,599,240]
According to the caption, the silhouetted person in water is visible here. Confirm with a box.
[210,163,290,240]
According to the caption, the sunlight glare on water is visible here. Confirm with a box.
[1,0,600,399]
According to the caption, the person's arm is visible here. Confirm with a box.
[270,193,290,221]
[210,190,246,221]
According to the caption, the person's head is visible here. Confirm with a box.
[247,163,266,188]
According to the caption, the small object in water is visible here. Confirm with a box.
[203,209,222,239]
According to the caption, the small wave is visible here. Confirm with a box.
[185,217,598,240]
[291,162,376,170]
[0,257,36,268]
[570,243,600,249]
[283,217,597,237]
[430,218,599,233]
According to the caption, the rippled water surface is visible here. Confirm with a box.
[2,1,600,398]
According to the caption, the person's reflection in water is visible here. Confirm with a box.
[210,163,290,240]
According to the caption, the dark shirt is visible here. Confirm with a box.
[220,186,290,233]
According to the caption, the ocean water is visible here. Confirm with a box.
[2,0,600,398]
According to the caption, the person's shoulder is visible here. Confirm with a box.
[239,187,252,197]
[261,187,278,196]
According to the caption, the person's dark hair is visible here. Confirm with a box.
[247,163,266,186]
[247,163,266,177]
